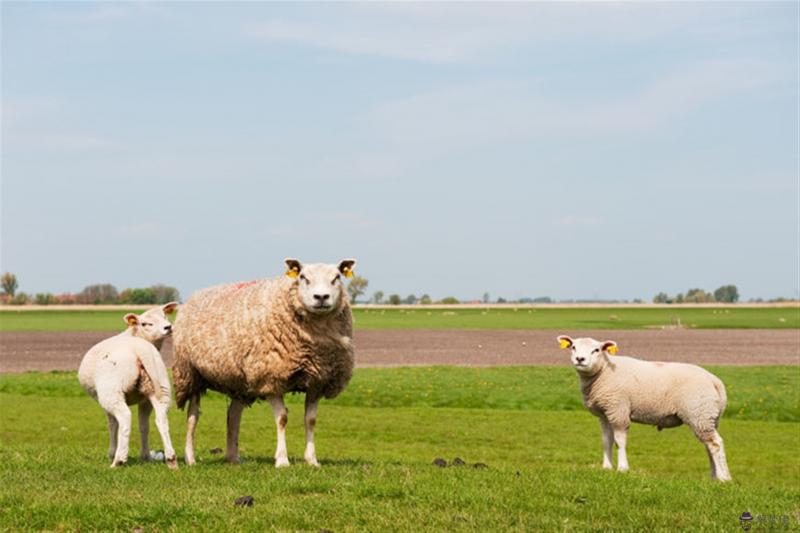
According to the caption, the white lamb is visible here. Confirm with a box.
[78,303,179,469]
[557,335,731,481]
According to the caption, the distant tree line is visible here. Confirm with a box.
[0,272,180,305]
[653,285,739,304]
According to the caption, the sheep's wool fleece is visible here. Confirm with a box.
[173,277,354,408]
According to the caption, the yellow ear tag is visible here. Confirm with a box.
[286,269,298,278]
[607,346,618,355]
[343,268,354,279]
[559,339,571,349]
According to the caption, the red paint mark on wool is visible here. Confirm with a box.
[652,362,665,367]
[232,280,258,290]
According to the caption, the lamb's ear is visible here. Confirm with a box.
[284,258,302,278]
[338,259,356,278]
[602,341,618,355]
[124,313,139,327]
[557,335,574,349]
[162,301,179,315]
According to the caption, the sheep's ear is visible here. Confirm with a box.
[557,335,573,349]
[124,313,139,327]
[338,259,356,278]
[602,341,618,355]
[284,258,302,278]
[162,302,179,315]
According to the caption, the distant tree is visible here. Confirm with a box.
[713,285,739,303]
[497,297,507,303]
[55,293,77,305]
[404,294,417,305]
[532,296,553,303]
[419,294,432,305]
[675,293,685,304]
[78,284,119,304]
[653,292,670,304]
[482,292,490,304]
[372,291,384,304]
[439,296,460,304]
[684,288,714,303]
[150,284,181,304]
[119,288,158,304]
[347,276,369,304]
[34,293,56,305]
[387,294,402,305]
[1,272,18,297]
[11,292,29,305]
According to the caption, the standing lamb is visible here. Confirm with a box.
[173,258,356,467]
[78,303,179,469]
[557,335,731,481]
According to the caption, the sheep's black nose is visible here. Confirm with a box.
[313,294,330,301]
[576,356,585,364]
[164,324,172,332]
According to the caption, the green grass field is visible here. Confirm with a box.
[1,366,798,531]
[1,306,798,331]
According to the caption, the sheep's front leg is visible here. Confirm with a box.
[106,413,119,460]
[304,395,320,467]
[226,398,245,464]
[151,401,178,470]
[185,394,201,466]
[267,395,290,468]
[138,401,153,461]
[612,425,629,472]
[599,418,614,470]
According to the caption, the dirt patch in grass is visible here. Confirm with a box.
[1,329,797,373]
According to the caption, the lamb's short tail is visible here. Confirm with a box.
[137,347,171,403]
[713,376,728,414]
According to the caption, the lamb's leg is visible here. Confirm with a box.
[185,394,201,466]
[267,395,290,468]
[697,429,732,482]
[304,395,320,467]
[149,398,178,470]
[138,400,153,461]
[106,413,118,460]
[612,425,629,472]
[226,398,245,464]
[98,386,131,467]
[600,418,614,470]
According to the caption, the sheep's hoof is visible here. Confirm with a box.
[110,459,126,468]
[305,457,321,467]
[185,457,196,466]
[617,466,629,473]
[275,457,290,468]
[166,456,178,470]
[226,456,241,465]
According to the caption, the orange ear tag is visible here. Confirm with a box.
[559,339,571,349]
[607,346,618,355]
[344,268,354,279]
[286,269,298,278]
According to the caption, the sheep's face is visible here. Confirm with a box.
[285,258,356,315]
[124,302,178,344]
[557,336,618,375]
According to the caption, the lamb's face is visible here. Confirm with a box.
[124,302,179,344]
[285,258,356,315]
[557,335,618,375]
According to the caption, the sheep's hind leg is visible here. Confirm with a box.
[697,429,732,482]
[268,395,290,468]
[304,395,321,467]
[138,400,153,461]
[150,398,178,470]
[101,395,131,468]
[185,394,201,466]
[599,418,614,470]
[106,413,119,460]
[226,398,246,464]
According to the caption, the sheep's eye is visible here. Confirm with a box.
[331,275,340,285]
[141,322,151,327]
[300,274,310,285]
[592,348,599,354]
[571,346,576,351]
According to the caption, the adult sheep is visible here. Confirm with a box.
[78,303,179,469]
[173,258,356,467]
[557,335,731,481]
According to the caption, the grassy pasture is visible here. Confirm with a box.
[1,366,798,531]
[1,305,798,331]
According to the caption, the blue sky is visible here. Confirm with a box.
[2,2,798,301]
